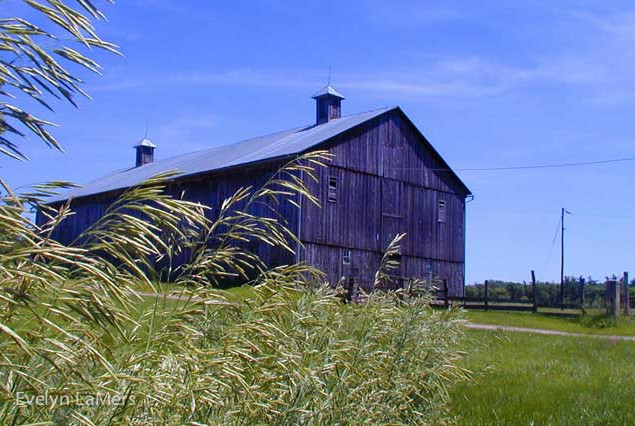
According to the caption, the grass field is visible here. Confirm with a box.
[450,329,635,425]
[465,310,635,336]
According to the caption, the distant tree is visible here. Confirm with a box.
[467,275,628,309]
[465,285,483,299]
[1,0,118,160]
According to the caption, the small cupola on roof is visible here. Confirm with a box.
[312,84,344,125]
[133,137,156,167]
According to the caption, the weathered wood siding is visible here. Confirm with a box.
[42,162,299,273]
[38,108,468,295]
[299,110,468,296]
[302,243,381,286]
[300,168,381,251]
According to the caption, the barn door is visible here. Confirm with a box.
[380,179,403,278]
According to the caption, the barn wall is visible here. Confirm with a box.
[38,197,109,246]
[401,256,465,297]
[300,167,381,252]
[300,243,464,297]
[301,243,381,287]
[301,166,464,260]
[324,111,468,195]
[45,162,300,272]
[299,110,468,296]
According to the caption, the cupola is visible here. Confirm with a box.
[312,85,344,125]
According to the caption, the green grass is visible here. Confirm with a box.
[465,310,635,336]
[450,329,635,425]
[132,281,256,301]
[225,284,257,301]
[133,285,258,316]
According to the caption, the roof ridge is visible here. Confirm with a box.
[47,106,398,203]
[142,106,397,167]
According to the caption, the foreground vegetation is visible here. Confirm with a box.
[2,155,472,425]
[450,329,635,425]
[465,310,635,336]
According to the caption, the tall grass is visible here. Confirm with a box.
[1,153,468,424]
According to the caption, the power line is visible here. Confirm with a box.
[451,156,635,172]
[551,216,561,246]
[386,155,635,172]
[543,215,561,271]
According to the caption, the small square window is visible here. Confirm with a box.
[425,261,433,280]
[328,176,338,203]
[342,249,351,265]
[438,200,446,223]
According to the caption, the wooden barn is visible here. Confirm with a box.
[40,86,472,296]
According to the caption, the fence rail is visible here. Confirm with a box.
[340,271,632,317]
[432,271,632,316]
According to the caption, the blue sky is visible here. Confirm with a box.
[5,0,635,283]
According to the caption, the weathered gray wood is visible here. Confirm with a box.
[615,280,621,317]
[300,110,468,296]
[42,109,469,294]
[531,271,537,313]
[443,279,449,307]
[606,280,620,317]
[624,271,630,316]
[580,276,586,313]
[484,279,489,311]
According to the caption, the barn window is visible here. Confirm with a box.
[438,200,446,223]
[327,176,338,203]
[425,261,433,281]
[342,249,351,265]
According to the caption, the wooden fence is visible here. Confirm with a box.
[432,271,632,316]
[429,275,542,312]
[341,271,632,316]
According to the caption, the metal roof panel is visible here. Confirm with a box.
[49,107,395,202]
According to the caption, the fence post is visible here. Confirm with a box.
[443,279,449,308]
[484,280,489,311]
[606,279,619,317]
[347,277,356,303]
[580,276,586,314]
[531,270,537,314]
[615,279,621,317]
[624,271,630,316]
[399,278,408,302]
[613,280,622,316]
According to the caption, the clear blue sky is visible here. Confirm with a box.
[5,0,634,284]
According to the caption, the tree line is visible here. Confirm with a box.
[465,276,635,308]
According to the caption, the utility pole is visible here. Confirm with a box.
[560,208,571,310]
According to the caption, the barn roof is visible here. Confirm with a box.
[49,106,470,202]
